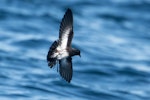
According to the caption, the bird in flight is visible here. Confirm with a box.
[47,8,81,83]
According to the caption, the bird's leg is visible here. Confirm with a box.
[57,60,59,72]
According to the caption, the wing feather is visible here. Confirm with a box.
[59,57,72,83]
[59,8,73,49]
[47,40,58,68]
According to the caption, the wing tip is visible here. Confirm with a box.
[66,8,72,12]
[59,70,72,83]
[62,76,72,83]
[65,8,72,18]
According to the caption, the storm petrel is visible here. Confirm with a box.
[47,8,81,83]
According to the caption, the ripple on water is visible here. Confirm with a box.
[0,0,150,100]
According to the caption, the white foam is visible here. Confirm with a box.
[129,90,148,97]
[107,35,126,45]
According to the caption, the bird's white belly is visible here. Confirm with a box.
[51,48,69,60]
[57,51,69,60]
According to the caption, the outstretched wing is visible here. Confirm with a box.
[47,40,58,68]
[59,8,73,49]
[59,57,73,83]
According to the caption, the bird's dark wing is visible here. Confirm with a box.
[59,57,73,83]
[47,40,58,68]
[59,8,73,49]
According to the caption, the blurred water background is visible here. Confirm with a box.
[0,0,150,100]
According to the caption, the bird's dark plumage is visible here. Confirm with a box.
[59,57,72,83]
[47,8,80,83]
[59,8,73,49]
[47,40,58,67]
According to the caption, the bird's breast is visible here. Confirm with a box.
[57,50,69,60]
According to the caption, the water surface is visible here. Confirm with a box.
[0,0,150,100]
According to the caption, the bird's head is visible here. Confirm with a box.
[71,49,81,57]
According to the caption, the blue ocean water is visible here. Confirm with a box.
[0,0,150,100]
